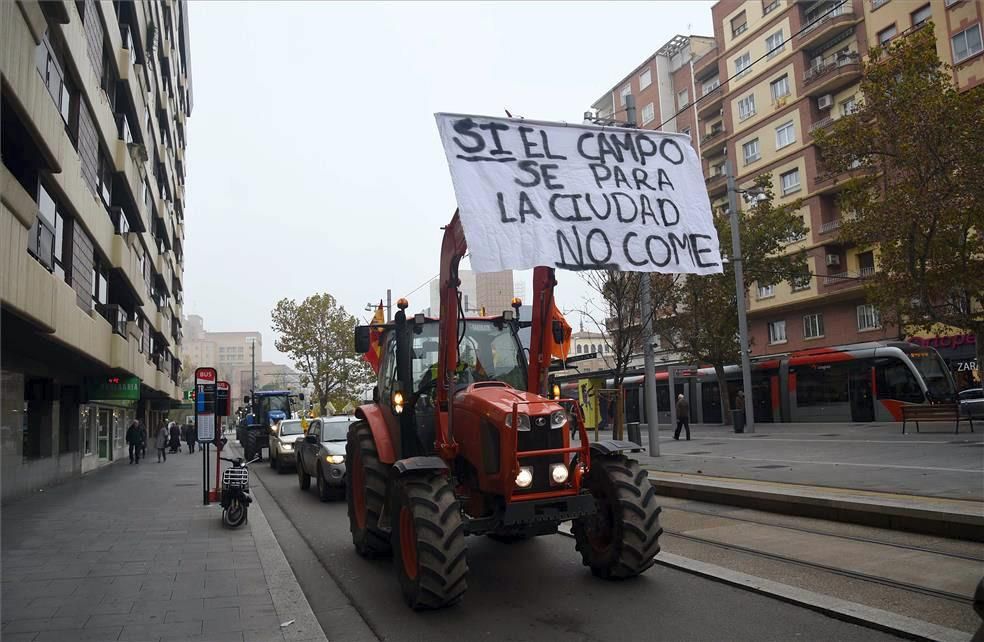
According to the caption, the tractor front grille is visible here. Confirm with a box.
[516,416,564,495]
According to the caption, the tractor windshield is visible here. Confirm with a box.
[458,320,527,390]
[258,394,291,419]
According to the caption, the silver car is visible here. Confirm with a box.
[296,416,356,501]
[269,419,306,473]
[959,388,984,419]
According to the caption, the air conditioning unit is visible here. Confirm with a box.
[818,95,834,110]
[825,254,841,267]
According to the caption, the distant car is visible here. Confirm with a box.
[958,388,984,419]
[268,419,306,473]
[296,415,357,501]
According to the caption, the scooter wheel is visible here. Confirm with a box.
[222,501,248,528]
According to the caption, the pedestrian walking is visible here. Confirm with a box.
[139,420,148,459]
[674,394,691,441]
[156,424,169,462]
[125,419,142,464]
[184,423,196,454]
[168,420,181,453]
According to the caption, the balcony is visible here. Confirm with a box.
[697,86,724,120]
[705,172,727,195]
[96,303,128,337]
[794,6,860,50]
[701,126,727,158]
[693,47,719,79]
[818,212,857,234]
[803,52,862,97]
[809,116,835,136]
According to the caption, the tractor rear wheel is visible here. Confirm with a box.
[572,455,662,580]
[346,421,391,557]
[391,472,468,609]
[244,431,258,461]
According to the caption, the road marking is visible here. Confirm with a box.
[665,453,982,474]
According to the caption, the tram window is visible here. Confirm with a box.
[875,359,924,403]
[795,363,850,406]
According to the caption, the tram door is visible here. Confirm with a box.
[701,382,722,424]
[849,367,875,422]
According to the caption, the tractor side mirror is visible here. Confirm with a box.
[552,320,565,344]
[354,326,371,353]
[372,385,379,403]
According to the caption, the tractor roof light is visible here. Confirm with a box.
[511,297,522,309]
[397,298,409,310]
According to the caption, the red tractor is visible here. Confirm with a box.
[349,213,662,609]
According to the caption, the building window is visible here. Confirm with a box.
[677,88,690,109]
[757,283,776,299]
[840,96,858,116]
[775,121,796,149]
[619,84,631,106]
[770,75,790,102]
[858,250,876,276]
[768,320,787,344]
[878,25,897,45]
[702,78,721,96]
[639,68,652,90]
[35,34,72,125]
[857,304,881,330]
[872,0,891,8]
[766,30,785,58]
[911,4,932,26]
[951,24,983,63]
[576,344,582,354]
[641,102,655,125]
[780,168,801,195]
[803,313,824,338]
[731,11,748,37]
[742,138,761,164]
[734,52,751,76]
[738,94,756,120]
[763,0,779,14]
[790,273,812,292]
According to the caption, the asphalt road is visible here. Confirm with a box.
[247,454,902,642]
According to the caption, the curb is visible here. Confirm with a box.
[648,472,984,542]
[225,443,328,642]
[654,552,971,642]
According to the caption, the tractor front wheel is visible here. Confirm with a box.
[346,421,391,558]
[391,472,468,609]
[572,455,662,580]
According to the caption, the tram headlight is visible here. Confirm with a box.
[515,466,534,488]
[550,463,569,485]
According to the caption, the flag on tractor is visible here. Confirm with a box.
[364,301,385,373]
[545,301,572,361]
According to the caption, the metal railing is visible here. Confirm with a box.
[804,52,861,85]
[797,4,852,40]
[819,219,842,233]
[810,116,835,133]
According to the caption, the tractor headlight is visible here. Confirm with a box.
[505,414,531,431]
[392,391,405,415]
[550,410,567,429]
[515,466,534,488]
[325,454,344,464]
[550,463,569,485]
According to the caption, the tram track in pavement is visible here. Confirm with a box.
[663,504,984,563]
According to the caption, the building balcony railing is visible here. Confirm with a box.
[697,86,724,120]
[809,116,835,134]
[693,47,719,78]
[858,266,876,277]
[795,6,858,49]
[819,219,842,234]
[705,172,727,193]
[803,52,862,96]
[822,268,873,285]
[702,127,726,144]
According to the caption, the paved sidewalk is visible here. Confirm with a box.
[581,421,984,501]
[1,445,326,642]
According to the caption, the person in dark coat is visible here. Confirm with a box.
[139,421,148,459]
[184,423,196,454]
[126,420,142,464]
[168,420,181,453]
[674,394,691,441]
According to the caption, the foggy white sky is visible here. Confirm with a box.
[184,1,714,364]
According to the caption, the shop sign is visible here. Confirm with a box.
[85,376,140,401]
[907,333,976,350]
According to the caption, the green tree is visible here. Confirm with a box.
[813,26,984,386]
[271,293,372,412]
[657,174,808,422]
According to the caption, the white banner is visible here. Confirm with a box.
[435,113,722,274]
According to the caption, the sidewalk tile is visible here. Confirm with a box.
[35,625,123,641]
[2,615,89,633]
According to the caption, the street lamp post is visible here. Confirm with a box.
[725,155,755,433]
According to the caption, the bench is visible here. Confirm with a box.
[901,403,974,434]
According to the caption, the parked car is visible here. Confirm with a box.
[959,388,984,419]
[269,419,306,473]
[296,415,357,501]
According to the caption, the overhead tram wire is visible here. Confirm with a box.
[400,253,471,305]
[653,0,849,132]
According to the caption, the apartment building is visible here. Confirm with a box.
[695,0,983,361]
[590,35,717,144]
[426,269,519,317]
[180,314,266,402]
[1,1,191,500]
